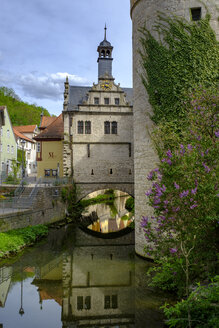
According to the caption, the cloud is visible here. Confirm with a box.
[0,69,90,100]
[18,72,90,100]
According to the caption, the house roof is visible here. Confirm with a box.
[13,125,37,133]
[39,116,57,130]
[66,85,133,111]
[34,114,64,141]
[13,127,34,143]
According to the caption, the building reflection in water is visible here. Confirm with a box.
[33,228,135,328]
[0,266,13,308]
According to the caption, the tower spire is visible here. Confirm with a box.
[104,24,107,40]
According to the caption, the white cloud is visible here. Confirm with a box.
[18,72,90,100]
[0,69,90,100]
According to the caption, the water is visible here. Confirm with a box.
[0,194,171,328]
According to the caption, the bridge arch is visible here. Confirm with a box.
[75,182,134,202]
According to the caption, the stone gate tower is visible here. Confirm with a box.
[130,0,219,257]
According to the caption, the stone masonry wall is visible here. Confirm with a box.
[0,186,66,232]
[131,0,219,257]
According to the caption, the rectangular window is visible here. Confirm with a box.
[104,98,110,105]
[112,295,118,309]
[85,121,91,134]
[27,152,30,160]
[37,142,41,152]
[104,121,110,134]
[52,169,57,177]
[7,129,10,138]
[85,296,91,310]
[78,121,84,134]
[44,169,50,177]
[87,144,90,158]
[7,145,10,153]
[104,296,111,309]
[11,146,14,154]
[112,121,117,134]
[94,97,99,105]
[129,143,131,157]
[77,296,83,310]
[115,98,120,105]
[191,7,202,21]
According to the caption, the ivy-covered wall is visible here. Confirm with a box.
[140,14,219,124]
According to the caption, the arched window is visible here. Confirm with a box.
[112,121,117,134]
[101,50,105,58]
[104,121,110,134]
[106,50,110,58]
[85,121,91,134]
[78,121,84,134]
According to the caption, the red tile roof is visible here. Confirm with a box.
[13,127,34,143]
[34,114,64,140]
[13,125,37,133]
[40,116,57,129]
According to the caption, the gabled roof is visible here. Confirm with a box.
[13,125,37,133]
[13,127,34,143]
[34,114,64,141]
[39,116,57,130]
[66,85,133,111]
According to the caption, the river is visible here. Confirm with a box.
[0,194,171,328]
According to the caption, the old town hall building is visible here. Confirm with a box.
[62,27,133,189]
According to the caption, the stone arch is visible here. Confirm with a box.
[75,182,134,202]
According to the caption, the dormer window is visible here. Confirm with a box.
[94,97,99,105]
[115,98,120,105]
[191,7,202,21]
[104,98,110,105]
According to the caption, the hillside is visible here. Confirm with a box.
[0,86,51,125]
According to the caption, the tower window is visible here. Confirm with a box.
[191,7,202,21]
[112,121,117,134]
[101,50,105,57]
[104,98,110,105]
[87,144,90,158]
[129,143,131,157]
[115,98,120,105]
[104,121,110,134]
[110,169,113,175]
[106,50,111,58]
[94,97,99,105]
[85,121,91,134]
[91,169,94,175]
[78,121,84,134]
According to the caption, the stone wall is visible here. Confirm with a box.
[131,0,219,257]
[0,186,66,232]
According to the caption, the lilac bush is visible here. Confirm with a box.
[142,88,219,292]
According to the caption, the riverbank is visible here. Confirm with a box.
[0,224,48,259]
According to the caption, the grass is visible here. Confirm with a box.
[0,225,48,258]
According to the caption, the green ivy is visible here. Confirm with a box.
[140,13,219,124]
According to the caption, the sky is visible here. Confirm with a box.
[0,0,132,116]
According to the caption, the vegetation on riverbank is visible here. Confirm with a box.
[140,12,219,328]
[0,225,48,258]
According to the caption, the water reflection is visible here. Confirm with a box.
[0,225,167,328]
[83,191,134,233]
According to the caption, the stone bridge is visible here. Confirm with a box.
[75,182,134,201]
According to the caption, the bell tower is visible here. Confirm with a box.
[97,25,113,80]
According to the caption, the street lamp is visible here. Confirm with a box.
[18,267,25,316]
[21,139,25,181]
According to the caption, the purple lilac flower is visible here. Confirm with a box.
[191,187,197,195]
[170,248,178,254]
[173,206,180,212]
[180,190,189,198]
[190,204,198,209]
[166,150,173,158]
[215,131,219,138]
[164,200,169,205]
[141,216,149,227]
[145,189,152,196]
[174,182,180,189]
[187,144,193,150]
[166,159,172,165]
[147,171,154,180]
[202,163,211,173]
[153,198,161,205]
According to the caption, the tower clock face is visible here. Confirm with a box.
[100,81,112,90]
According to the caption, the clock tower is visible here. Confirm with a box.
[97,25,113,80]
